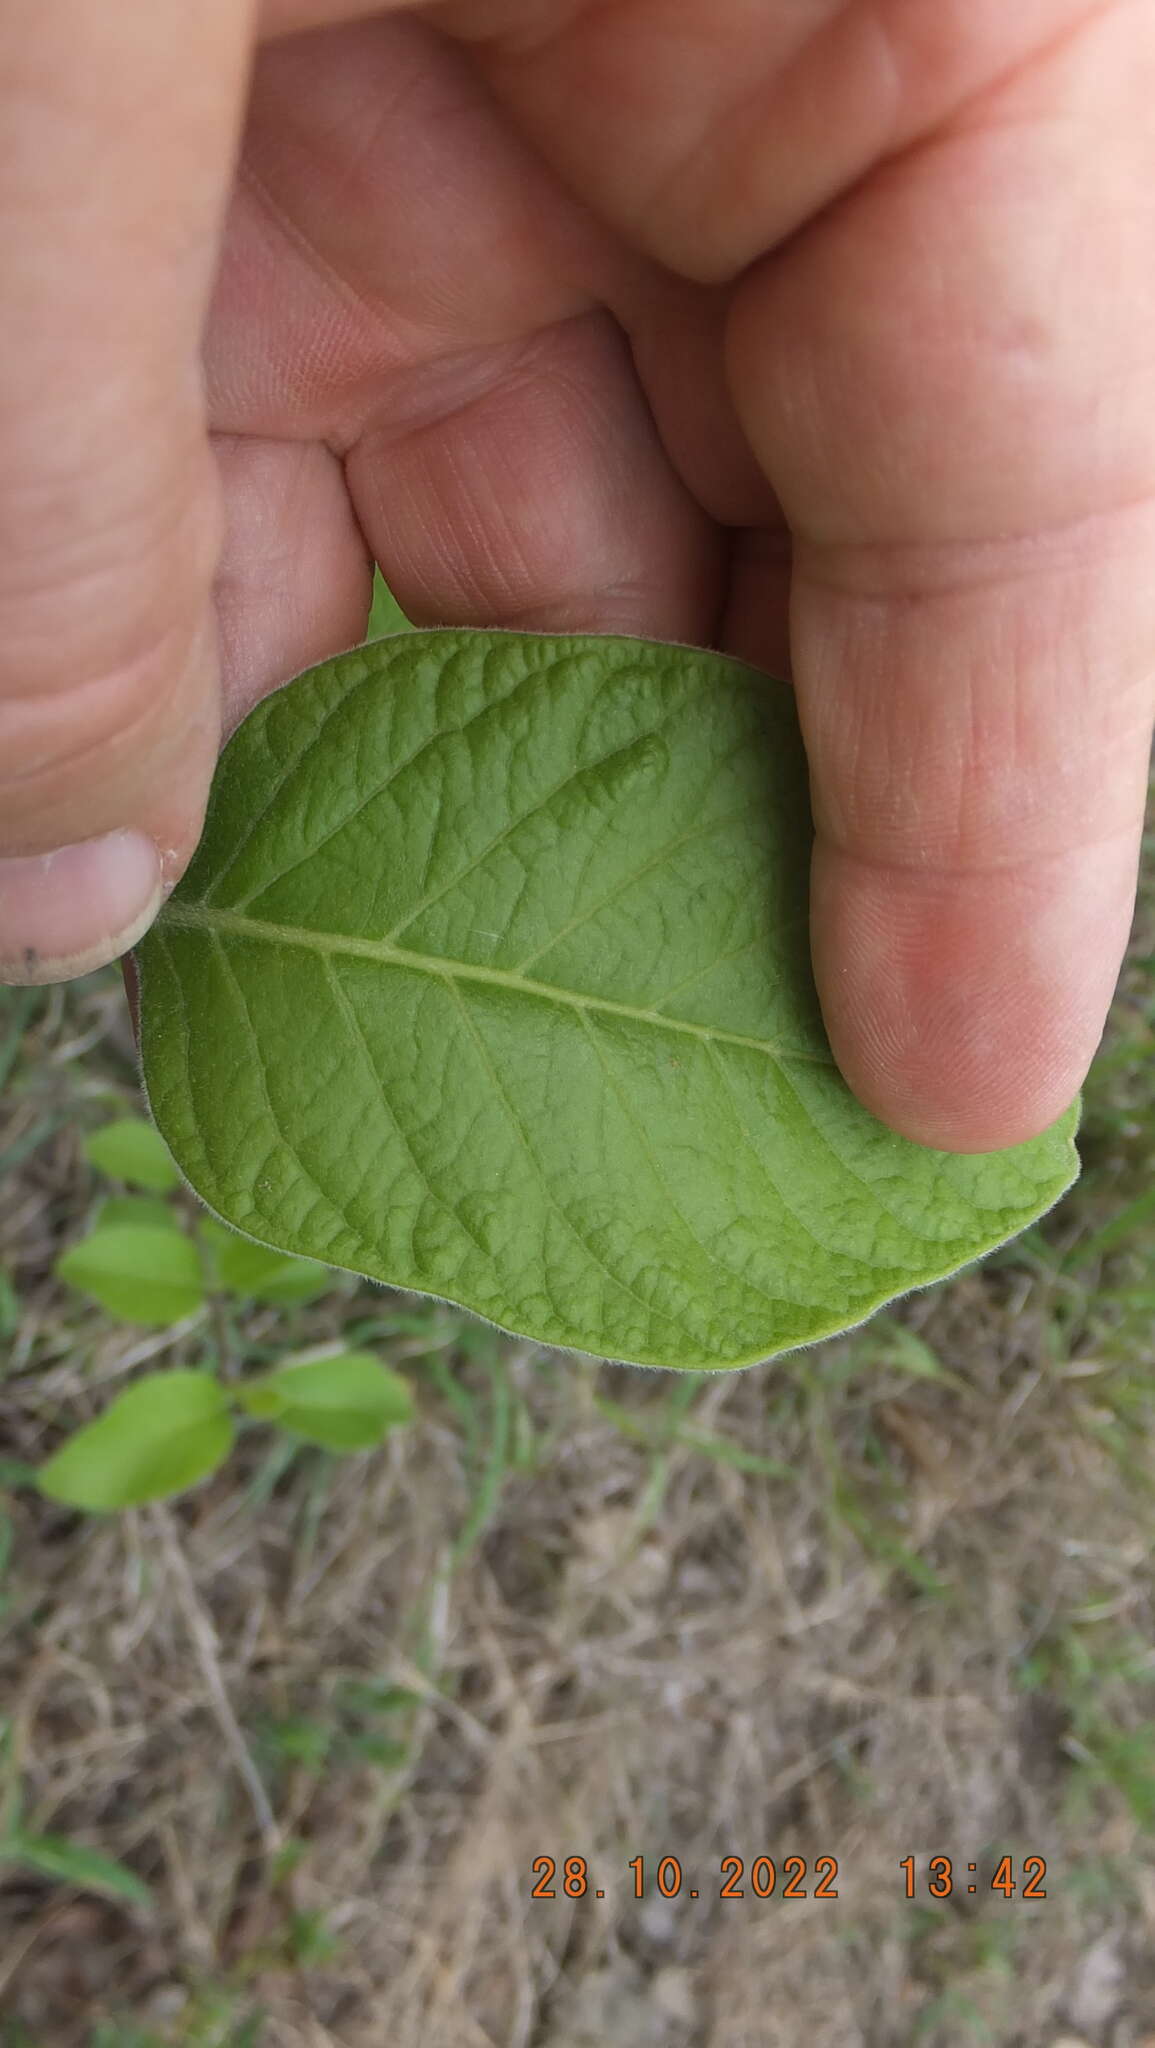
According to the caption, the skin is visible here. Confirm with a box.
[1,0,1153,1152]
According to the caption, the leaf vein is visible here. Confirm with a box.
[159,904,836,1068]
[204,676,363,906]
[578,1011,788,1320]
[217,643,551,911]
[702,1039,879,1281]
[383,714,686,947]
[768,1055,973,1250]
[320,954,494,1263]
[510,791,761,976]
[648,908,810,1014]
[209,934,381,1269]
[443,978,693,1345]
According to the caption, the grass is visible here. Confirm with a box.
[0,801,1153,2046]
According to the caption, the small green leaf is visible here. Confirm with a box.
[5,1831,153,1907]
[95,1194,180,1233]
[137,630,1081,1370]
[365,567,412,639]
[241,1352,413,1452]
[83,1117,180,1193]
[56,1224,204,1326]
[36,1370,233,1510]
[197,1217,330,1305]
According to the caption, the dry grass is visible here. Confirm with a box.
[1,824,1154,2048]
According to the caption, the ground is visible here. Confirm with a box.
[1,795,1153,2048]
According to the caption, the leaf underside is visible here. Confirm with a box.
[136,630,1079,1371]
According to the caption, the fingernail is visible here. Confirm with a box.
[0,830,163,986]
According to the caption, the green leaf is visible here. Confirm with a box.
[136,631,1081,1371]
[197,1216,331,1305]
[5,1831,152,1908]
[83,1116,180,1193]
[95,1194,180,1233]
[56,1223,204,1326]
[238,1352,413,1452]
[365,566,412,639]
[36,1369,233,1510]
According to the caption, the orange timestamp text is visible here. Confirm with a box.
[529,1853,1048,1904]
[531,1854,837,1902]
[900,1855,1046,1900]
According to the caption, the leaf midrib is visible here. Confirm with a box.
[159,901,834,1068]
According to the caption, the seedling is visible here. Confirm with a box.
[41,1118,414,1511]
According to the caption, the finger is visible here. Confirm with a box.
[617,272,793,671]
[210,435,373,734]
[205,19,721,665]
[434,0,1100,280]
[0,0,253,984]
[347,308,720,640]
[718,526,794,679]
[726,9,1155,1150]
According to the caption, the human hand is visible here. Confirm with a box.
[3,0,1152,1154]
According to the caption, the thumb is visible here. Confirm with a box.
[728,11,1155,1151]
[0,0,252,984]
